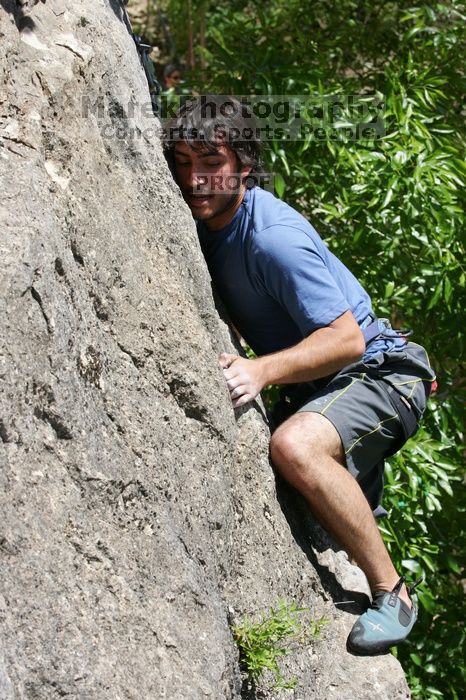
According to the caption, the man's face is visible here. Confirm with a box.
[165,71,181,88]
[174,141,251,230]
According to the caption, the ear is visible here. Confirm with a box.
[240,164,252,186]
[233,152,253,184]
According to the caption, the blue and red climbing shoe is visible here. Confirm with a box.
[347,576,422,655]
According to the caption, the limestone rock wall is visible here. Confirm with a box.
[0,2,409,698]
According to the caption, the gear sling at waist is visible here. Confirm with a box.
[362,318,430,444]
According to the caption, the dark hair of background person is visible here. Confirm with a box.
[164,63,181,80]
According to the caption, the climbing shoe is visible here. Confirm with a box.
[347,576,421,655]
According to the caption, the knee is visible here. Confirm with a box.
[270,421,320,490]
[270,422,304,469]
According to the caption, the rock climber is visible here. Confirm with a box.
[163,95,435,655]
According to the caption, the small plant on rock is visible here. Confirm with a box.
[231,599,329,691]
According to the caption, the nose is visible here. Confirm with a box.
[185,166,208,191]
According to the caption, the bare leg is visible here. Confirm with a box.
[270,411,411,607]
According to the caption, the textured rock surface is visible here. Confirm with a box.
[0,2,409,698]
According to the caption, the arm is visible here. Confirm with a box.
[220,310,365,408]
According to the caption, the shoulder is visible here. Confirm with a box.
[246,188,323,258]
[247,187,310,231]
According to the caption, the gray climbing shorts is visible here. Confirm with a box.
[295,342,435,512]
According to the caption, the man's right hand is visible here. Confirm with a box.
[219,353,266,408]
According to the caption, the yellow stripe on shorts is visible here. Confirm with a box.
[321,372,366,416]
[345,414,399,456]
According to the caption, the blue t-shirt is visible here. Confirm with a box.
[197,187,401,358]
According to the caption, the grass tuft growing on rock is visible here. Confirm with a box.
[231,599,329,691]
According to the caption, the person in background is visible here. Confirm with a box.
[163,64,183,93]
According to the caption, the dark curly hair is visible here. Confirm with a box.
[163,95,264,180]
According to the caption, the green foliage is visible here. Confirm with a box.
[381,397,466,698]
[161,1,466,696]
[231,600,329,691]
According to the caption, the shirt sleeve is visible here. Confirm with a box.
[253,224,350,336]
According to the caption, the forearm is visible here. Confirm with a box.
[255,314,365,387]
[220,310,365,408]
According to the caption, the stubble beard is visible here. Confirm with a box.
[188,190,243,224]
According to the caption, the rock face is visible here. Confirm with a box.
[0,2,410,699]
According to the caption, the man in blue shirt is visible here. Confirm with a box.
[164,96,435,655]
